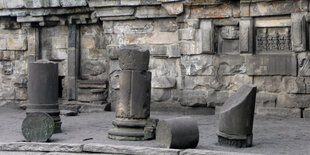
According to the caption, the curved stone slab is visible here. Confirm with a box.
[218,84,257,147]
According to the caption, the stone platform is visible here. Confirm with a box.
[0,106,309,155]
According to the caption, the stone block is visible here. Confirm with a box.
[239,18,253,53]
[152,76,176,89]
[256,107,301,118]
[167,44,180,58]
[200,20,214,53]
[151,89,171,102]
[135,6,175,18]
[17,16,44,23]
[277,94,310,108]
[121,0,141,6]
[181,55,216,76]
[254,76,282,93]
[88,0,121,7]
[179,29,196,40]
[60,0,87,7]
[218,84,257,148]
[147,44,167,57]
[250,1,303,17]
[304,108,310,118]
[291,12,307,52]
[0,51,15,61]
[283,77,306,94]
[0,0,4,9]
[185,19,199,29]
[95,7,135,17]
[82,144,180,155]
[81,37,95,49]
[114,20,154,34]
[124,32,178,45]
[53,37,68,49]
[50,0,60,7]
[178,90,207,107]
[219,55,245,75]
[6,0,25,8]
[0,39,7,50]
[246,54,297,76]
[162,1,184,15]
[118,46,150,71]
[298,54,310,76]
[116,70,151,119]
[149,58,179,77]
[179,41,200,55]
[7,38,27,51]
[156,117,199,149]
[190,4,233,19]
[158,19,178,32]
[140,0,161,5]
[256,93,277,107]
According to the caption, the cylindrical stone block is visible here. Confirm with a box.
[27,60,62,133]
[116,70,151,119]
[118,47,150,71]
[22,112,55,142]
[156,117,199,149]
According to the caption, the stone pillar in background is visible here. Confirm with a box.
[108,46,154,141]
[27,60,62,133]
[217,84,257,148]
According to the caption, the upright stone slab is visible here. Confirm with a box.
[27,60,62,133]
[108,46,154,141]
[217,84,257,148]
[156,117,199,149]
[22,112,55,142]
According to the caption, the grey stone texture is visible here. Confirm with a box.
[218,84,257,148]
[0,0,310,117]
[156,117,199,149]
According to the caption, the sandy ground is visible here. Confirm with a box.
[0,105,310,155]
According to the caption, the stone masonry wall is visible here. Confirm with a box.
[1,0,310,117]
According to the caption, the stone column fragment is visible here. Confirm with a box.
[156,117,199,149]
[116,70,151,119]
[217,84,257,148]
[27,60,62,133]
[239,18,253,53]
[108,46,153,141]
[291,12,306,52]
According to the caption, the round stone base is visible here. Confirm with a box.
[108,118,146,141]
[54,121,62,133]
[217,131,252,148]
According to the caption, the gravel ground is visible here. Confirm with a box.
[0,105,310,155]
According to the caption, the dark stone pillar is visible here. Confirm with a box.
[217,84,257,148]
[27,60,62,133]
[156,117,199,149]
[68,24,79,101]
[108,46,153,141]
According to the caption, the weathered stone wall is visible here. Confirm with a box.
[1,0,310,117]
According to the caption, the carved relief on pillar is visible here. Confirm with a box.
[256,27,291,52]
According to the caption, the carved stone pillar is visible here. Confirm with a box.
[108,46,154,141]
[27,60,62,133]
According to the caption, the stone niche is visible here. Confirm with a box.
[216,25,239,54]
